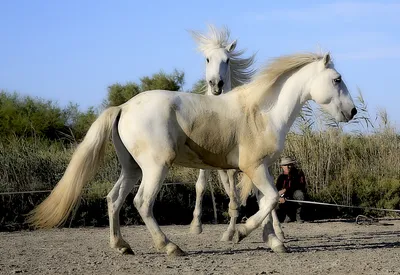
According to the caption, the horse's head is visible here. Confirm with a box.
[309,53,357,122]
[205,40,236,95]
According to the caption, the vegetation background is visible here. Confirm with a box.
[1,70,399,231]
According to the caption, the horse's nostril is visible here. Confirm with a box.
[217,80,224,88]
[351,108,357,118]
[209,80,214,86]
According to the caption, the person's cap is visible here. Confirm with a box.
[280,157,296,166]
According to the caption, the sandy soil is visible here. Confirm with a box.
[1,220,399,275]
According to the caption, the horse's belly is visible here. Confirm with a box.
[174,142,236,170]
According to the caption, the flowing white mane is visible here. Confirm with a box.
[190,25,256,89]
[238,53,324,107]
[253,52,324,87]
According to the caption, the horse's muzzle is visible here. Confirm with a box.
[212,88,223,95]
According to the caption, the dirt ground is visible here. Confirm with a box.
[1,219,399,275]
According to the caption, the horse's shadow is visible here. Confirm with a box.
[186,230,400,256]
[136,228,400,257]
[289,240,400,253]
[284,230,400,242]
[186,242,400,256]
[188,246,272,256]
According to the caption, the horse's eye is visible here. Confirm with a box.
[206,58,209,63]
[333,76,341,84]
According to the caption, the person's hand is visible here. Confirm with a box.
[278,189,286,195]
[279,197,286,204]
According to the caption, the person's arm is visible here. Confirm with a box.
[276,174,286,203]
[299,170,307,192]
[276,174,285,193]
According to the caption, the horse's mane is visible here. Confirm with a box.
[190,25,256,89]
[254,53,323,87]
[239,53,324,107]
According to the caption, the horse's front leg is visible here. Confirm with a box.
[270,209,285,241]
[256,191,285,242]
[190,169,210,234]
[219,169,240,241]
[234,164,286,253]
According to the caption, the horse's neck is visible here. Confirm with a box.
[205,68,233,95]
[268,63,316,135]
[224,71,232,91]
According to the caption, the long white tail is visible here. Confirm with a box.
[27,107,121,228]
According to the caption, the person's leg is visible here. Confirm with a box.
[293,190,305,222]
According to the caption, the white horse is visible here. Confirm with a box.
[28,52,357,256]
[188,25,258,241]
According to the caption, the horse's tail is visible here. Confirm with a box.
[238,174,254,206]
[27,106,121,228]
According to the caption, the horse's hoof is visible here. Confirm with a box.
[233,225,247,243]
[263,231,285,243]
[119,247,135,255]
[220,232,234,242]
[189,224,202,235]
[271,243,287,253]
[111,241,134,255]
[167,246,187,257]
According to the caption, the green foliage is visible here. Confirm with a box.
[191,79,207,95]
[355,178,400,213]
[63,103,97,141]
[0,91,67,140]
[103,69,185,107]
[0,91,97,142]
[140,69,185,92]
[105,82,141,107]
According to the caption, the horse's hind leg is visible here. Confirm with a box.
[108,110,142,254]
[134,164,186,256]
[107,170,141,254]
[190,169,210,234]
[220,169,239,241]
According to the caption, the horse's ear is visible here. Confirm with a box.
[226,40,237,52]
[323,52,331,67]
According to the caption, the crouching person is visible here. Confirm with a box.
[276,157,307,223]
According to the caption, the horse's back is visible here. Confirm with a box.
[118,90,240,169]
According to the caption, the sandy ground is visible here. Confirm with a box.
[0,220,399,275]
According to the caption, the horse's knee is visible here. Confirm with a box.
[106,194,113,204]
[195,181,206,193]
[137,199,152,218]
[260,193,279,209]
[107,193,118,212]
[228,200,238,211]
[195,171,207,188]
